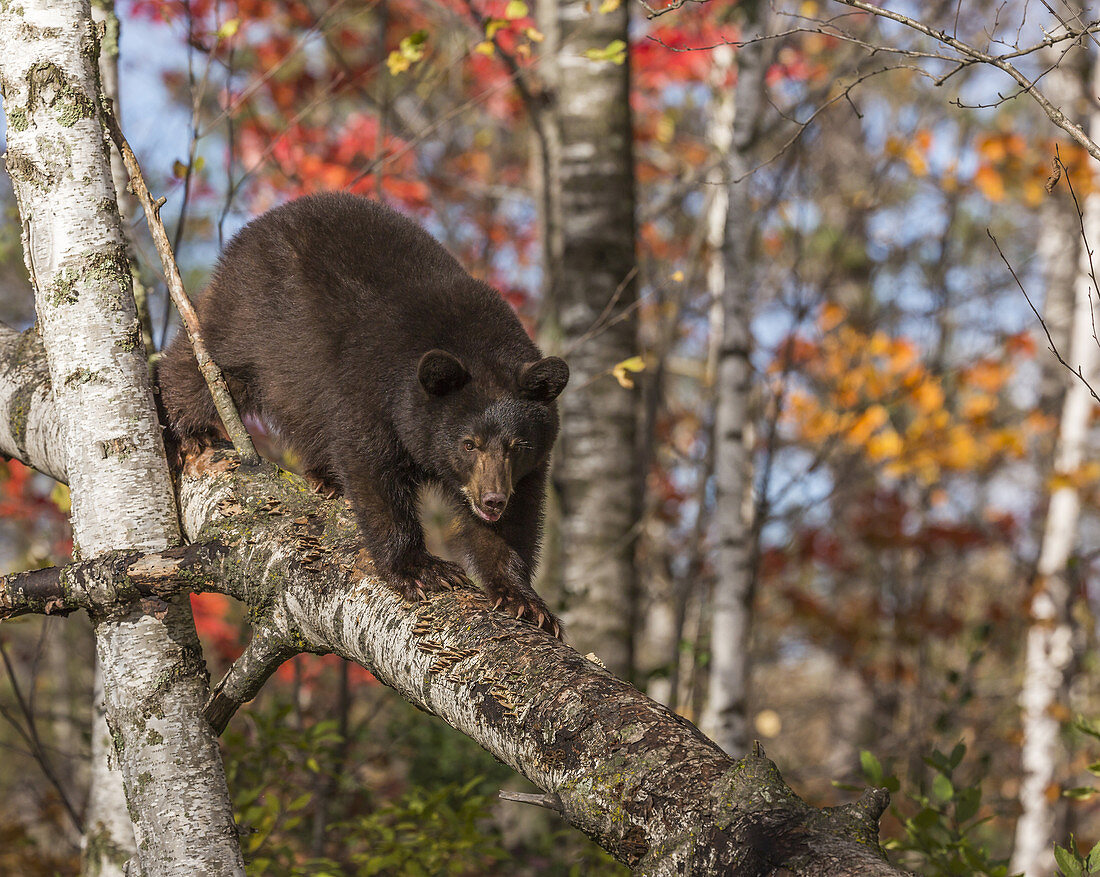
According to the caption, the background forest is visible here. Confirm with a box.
[2,0,1100,874]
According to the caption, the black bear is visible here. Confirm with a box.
[157,192,567,636]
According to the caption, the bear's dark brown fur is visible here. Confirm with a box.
[157,193,567,634]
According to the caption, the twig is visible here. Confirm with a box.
[102,104,260,465]
[498,789,563,812]
[0,637,84,832]
[828,0,1100,161]
[987,229,1100,407]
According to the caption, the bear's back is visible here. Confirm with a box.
[195,193,541,412]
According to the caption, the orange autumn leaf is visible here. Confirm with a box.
[847,405,889,445]
[974,165,1005,202]
[820,302,846,331]
[963,359,1010,393]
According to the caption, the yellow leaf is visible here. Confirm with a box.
[613,356,646,388]
[961,393,997,420]
[387,50,411,75]
[486,18,507,39]
[504,0,529,18]
[904,146,928,177]
[585,39,627,64]
[598,0,622,11]
[474,40,495,56]
[671,269,684,283]
[524,26,545,42]
[867,428,902,461]
[50,482,70,513]
[847,405,888,445]
[216,18,240,39]
[912,381,945,414]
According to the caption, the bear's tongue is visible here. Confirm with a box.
[474,505,501,523]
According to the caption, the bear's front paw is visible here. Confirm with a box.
[304,468,343,500]
[388,554,472,602]
[487,588,563,639]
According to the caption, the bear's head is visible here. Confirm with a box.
[417,350,568,522]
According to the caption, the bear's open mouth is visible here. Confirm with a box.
[472,502,503,523]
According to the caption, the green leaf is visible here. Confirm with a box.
[1086,837,1100,871]
[955,785,981,823]
[932,772,954,802]
[860,750,884,785]
[948,741,966,770]
[583,38,627,64]
[1054,844,1085,877]
[1075,717,1100,741]
[1063,787,1099,801]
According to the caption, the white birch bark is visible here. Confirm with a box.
[1010,47,1100,877]
[543,0,639,676]
[700,5,767,756]
[0,2,244,873]
[82,6,146,871]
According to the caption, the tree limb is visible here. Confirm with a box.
[0,326,907,874]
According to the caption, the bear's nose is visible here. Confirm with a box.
[483,493,507,513]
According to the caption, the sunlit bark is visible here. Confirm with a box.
[0,1,244,873]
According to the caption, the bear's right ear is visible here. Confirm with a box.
[517,356,569,402]
[418,349,470,396]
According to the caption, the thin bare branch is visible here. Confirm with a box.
[103,105,260,465]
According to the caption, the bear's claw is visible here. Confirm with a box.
[487,590,564,640]
[389,554,471,602]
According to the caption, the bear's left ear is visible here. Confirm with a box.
[517,356,569,402]
[418,349,470,396]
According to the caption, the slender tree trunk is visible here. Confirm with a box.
[1011,45,1100,877]
[0,2,245,873]
[700,4,768,756]
[541,0,639,677]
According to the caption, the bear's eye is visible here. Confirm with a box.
[463,439,476,452]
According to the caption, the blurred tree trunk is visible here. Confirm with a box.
[0,1,244,874]
[700,3,768,756]
[538,0,638,676]
[1011,43,1100,877]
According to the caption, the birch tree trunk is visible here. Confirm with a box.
[540,0,639,677]
[700,4,768,757]
[1011,45,1100,877]
[0,2,244,873]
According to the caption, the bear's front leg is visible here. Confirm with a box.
[451,468,562,638]
[342,460,469,601]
